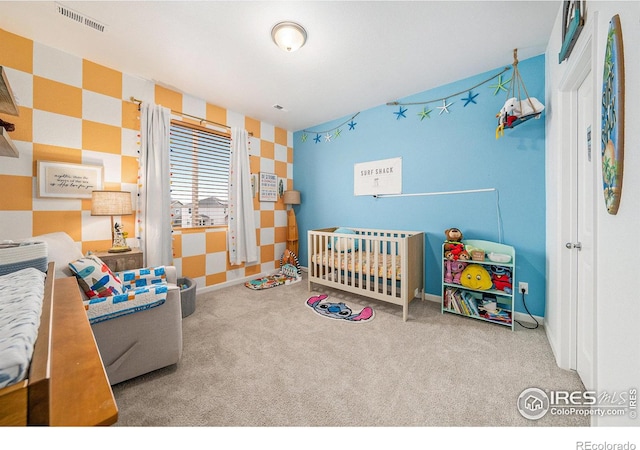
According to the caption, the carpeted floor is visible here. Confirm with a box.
[111,273,588,427]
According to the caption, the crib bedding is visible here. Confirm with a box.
[0,268,46,389]
[0,241,48,276]
[311,251,403,280]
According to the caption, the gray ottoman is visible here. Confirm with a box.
[177,277,196,318]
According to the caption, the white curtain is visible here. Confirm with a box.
[139,103,173,267]
[227,127,258,265]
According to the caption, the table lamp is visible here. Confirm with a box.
[283,190,301,255]
[91,190,133,253]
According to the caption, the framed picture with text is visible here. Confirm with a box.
[259,172,278,202]
[37,161,104,199]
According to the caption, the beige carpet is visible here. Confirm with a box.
[111,273,588,427]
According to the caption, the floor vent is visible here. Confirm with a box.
[55,3,107,32]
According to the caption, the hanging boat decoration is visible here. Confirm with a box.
[496,49,545,139]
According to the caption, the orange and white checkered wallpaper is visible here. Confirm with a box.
[0,28,294,290]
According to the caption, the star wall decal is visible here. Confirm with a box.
[438,99,453,115]
[417,107,433,121]
[324,133,332,142]
[334,128,342,139]
[348,120,357,130]
[488,75,511,95]
[314,134,321,144]
[461,90,479,106]
[394,106,408,119]
[301,133,308,142]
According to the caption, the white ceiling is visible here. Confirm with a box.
[0,1,561,132]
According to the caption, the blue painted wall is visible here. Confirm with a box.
[292,55,546,317]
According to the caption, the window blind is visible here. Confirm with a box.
[169,121,231,228]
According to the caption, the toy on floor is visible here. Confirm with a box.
[306,294,374,322]
[245,250,302,290]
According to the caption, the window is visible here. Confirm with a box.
[169,120,231,228]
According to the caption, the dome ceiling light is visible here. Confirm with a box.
[271,21,307,52]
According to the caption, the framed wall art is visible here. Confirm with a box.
[601,14,625,215]
[37,161,104,199]
[259,172,278,202]
[558,1,585,63]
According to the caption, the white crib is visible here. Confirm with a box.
[307,227,424,321]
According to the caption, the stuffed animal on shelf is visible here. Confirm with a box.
[443,228,470,261]
[460,264,493,290]
[496,96,545,138]
[490,265,512,294]
[444,260,468,284]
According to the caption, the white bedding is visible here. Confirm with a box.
[0,268,45,389]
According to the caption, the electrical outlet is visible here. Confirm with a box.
[519,282,529,294]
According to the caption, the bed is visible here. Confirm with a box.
[0,262,117,426]
[308,227,424,321]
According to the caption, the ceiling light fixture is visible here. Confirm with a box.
[271,21,307,52]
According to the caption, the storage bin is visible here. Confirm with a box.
[177,277,196,318]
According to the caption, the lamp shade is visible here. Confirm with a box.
[91,190,133,216]
[271,21,307,52]
[283,190,301,205]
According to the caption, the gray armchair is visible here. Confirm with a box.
[31,232,182,385]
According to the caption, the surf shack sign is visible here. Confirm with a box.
[354,157,402,196]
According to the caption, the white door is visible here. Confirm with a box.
[575,70,596,390]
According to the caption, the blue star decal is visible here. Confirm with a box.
[313,134,321,144]
[462,91,479,107]
[394,106,407,119]
[348,121,357,130]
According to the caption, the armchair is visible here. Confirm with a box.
[30,232,183,385]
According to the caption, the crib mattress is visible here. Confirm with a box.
[311,251,403,280]
[0,267,46,389]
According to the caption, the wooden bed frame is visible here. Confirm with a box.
[307,227,424,321]
[0,262,118,426]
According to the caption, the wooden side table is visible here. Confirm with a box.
[94,248,143,272]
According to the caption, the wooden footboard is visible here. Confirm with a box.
[308,227,424,321]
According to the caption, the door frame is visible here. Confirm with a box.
[554,14,598,384]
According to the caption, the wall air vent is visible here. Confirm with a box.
[55,3,107,32]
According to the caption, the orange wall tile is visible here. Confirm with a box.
[287,147,294,164]
[121,156,139,183]
[181,254,206,278]
[260,244,274,264]
[155,85,182,111]
[244,263,261,277]
[245,117,260,138]
[207,273,226,286]
[83,60,122,99]
[33,144,82,176]
[122,100,140,130]
[274,160,287,178]
[260,210,274,228]
[275,226,287,243]
[275,127,287,146]
[260,141,274,159]
[33,76,82,118]
[33,211,82,241]
[0,29,33,73]
[83,239,112,254]
[206,103,227,126]
[82,120,121,154]
[206,231,227,253]
[172,234,182,258]
[0,175,32,210]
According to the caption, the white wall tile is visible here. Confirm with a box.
[122,74,154,103]
[32,110,82,148]
[81,210,111,243]
[0,211,32,240]
[82,150,122,183]
[275,143,287,162]
[259,157,274,173]
[181,232,206,257]
[206,251,227,275]
[287,131,293,147]
[260,122,274,142]
[226,110,244,129]
[33,42,82,87]
[83,90,122,127]
[260,227,274,245]
[182,94,206,119]
[274,210,287,228]
[261,261,275,273]
[0,141,32,176]
[121,128,140,157]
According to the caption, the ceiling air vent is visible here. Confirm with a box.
[272,104,287,111]
[55,3,107,32]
